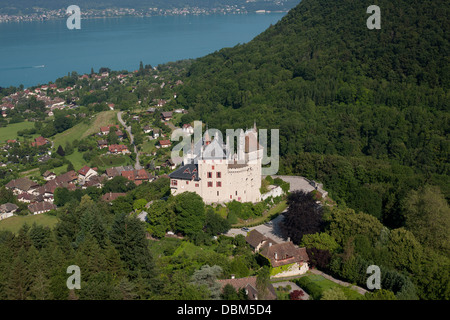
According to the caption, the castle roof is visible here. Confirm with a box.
[169,163,199,181]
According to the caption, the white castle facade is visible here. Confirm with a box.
[168,124,263,204]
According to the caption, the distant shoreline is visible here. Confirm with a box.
[0,9,289,24]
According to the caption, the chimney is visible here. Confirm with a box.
[231,274,235,279]
[274,252,278,260]
[269,242,272,247]
[287,237,290,243]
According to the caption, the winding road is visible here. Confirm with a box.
[117,111,142,170]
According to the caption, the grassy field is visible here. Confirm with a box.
[0,121,36,142]
[90,154,133,170]
[0,214,59,234]
[52,110,118,149]
[294,273,363,300]
[50,110,118,171]
[141,139,157,153]
[65,150,85,171]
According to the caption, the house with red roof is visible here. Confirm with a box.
[158,140,172,148]
[31,136,49,147]
[100,124,120,135]
[109,144,130,154]
[77,166,98,181]
[121,169,154,186]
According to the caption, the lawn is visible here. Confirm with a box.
[0,214,59,234]
[65,150,85,171]
[0,121,36,142]
[141,139,157,153]
[52,110,118,149]
[294,273,363,300]
[90,154,133,170]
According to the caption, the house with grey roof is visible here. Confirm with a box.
[0,203,18,220]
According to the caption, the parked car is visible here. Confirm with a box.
[241,227,250,232]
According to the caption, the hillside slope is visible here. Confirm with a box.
[175,0,449,225]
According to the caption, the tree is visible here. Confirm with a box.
[289,289,305,300]
[280,191,324,244]
[321,287,347,300]
[190,265,223,300]
[221,284,239,300]
[174,192,206,237]
[256,266,271,300]
[364,289,397,300]
[56,145,65,157]
[300,232,340,252]
[403,185,450,255]
[204,209,231,236]
[66,161,75,172]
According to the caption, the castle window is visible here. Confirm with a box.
[208,182,213,187]
[217,191,219,196]
[186,181,189,185]
[207,172,212,178]
[216,181,222,187]
[212,165,215,170]
[216,172,221,178]
[235,191,237,196]
[171,180,177,186]
[195,183,199,187]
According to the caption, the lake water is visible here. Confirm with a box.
[0,13,286,88]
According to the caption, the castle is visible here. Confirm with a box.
[168,124,263,204]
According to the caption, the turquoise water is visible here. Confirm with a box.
[0,13,285,88]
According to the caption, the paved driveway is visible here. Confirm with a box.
[224,213,287,244]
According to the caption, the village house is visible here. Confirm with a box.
[100,124,120,135]
[217,276,277,300]
[153,128,161,139]
[160,111,173,122]
[143,125,152,134]
[5,177,39,195]
[121,169,154,186]
[17,192,35,203]
[31,136,50,147]
[77,166,98,181]
[105,166,135,179]
[0,203,19,220]
[81,175,105,189]
[97,140,108,149]
[158,140,172,149]
[259,241,310,278]
[157,99,167,107]
[28,201,57,215]
[108,144,130,155]
[43,170,56,181]
[245,229,278,253]
[163,159,176,170]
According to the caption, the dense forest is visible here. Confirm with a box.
[175,0,449,228]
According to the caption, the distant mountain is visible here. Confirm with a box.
[0,0,300,13]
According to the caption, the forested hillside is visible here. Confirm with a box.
[176,0,449,228]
